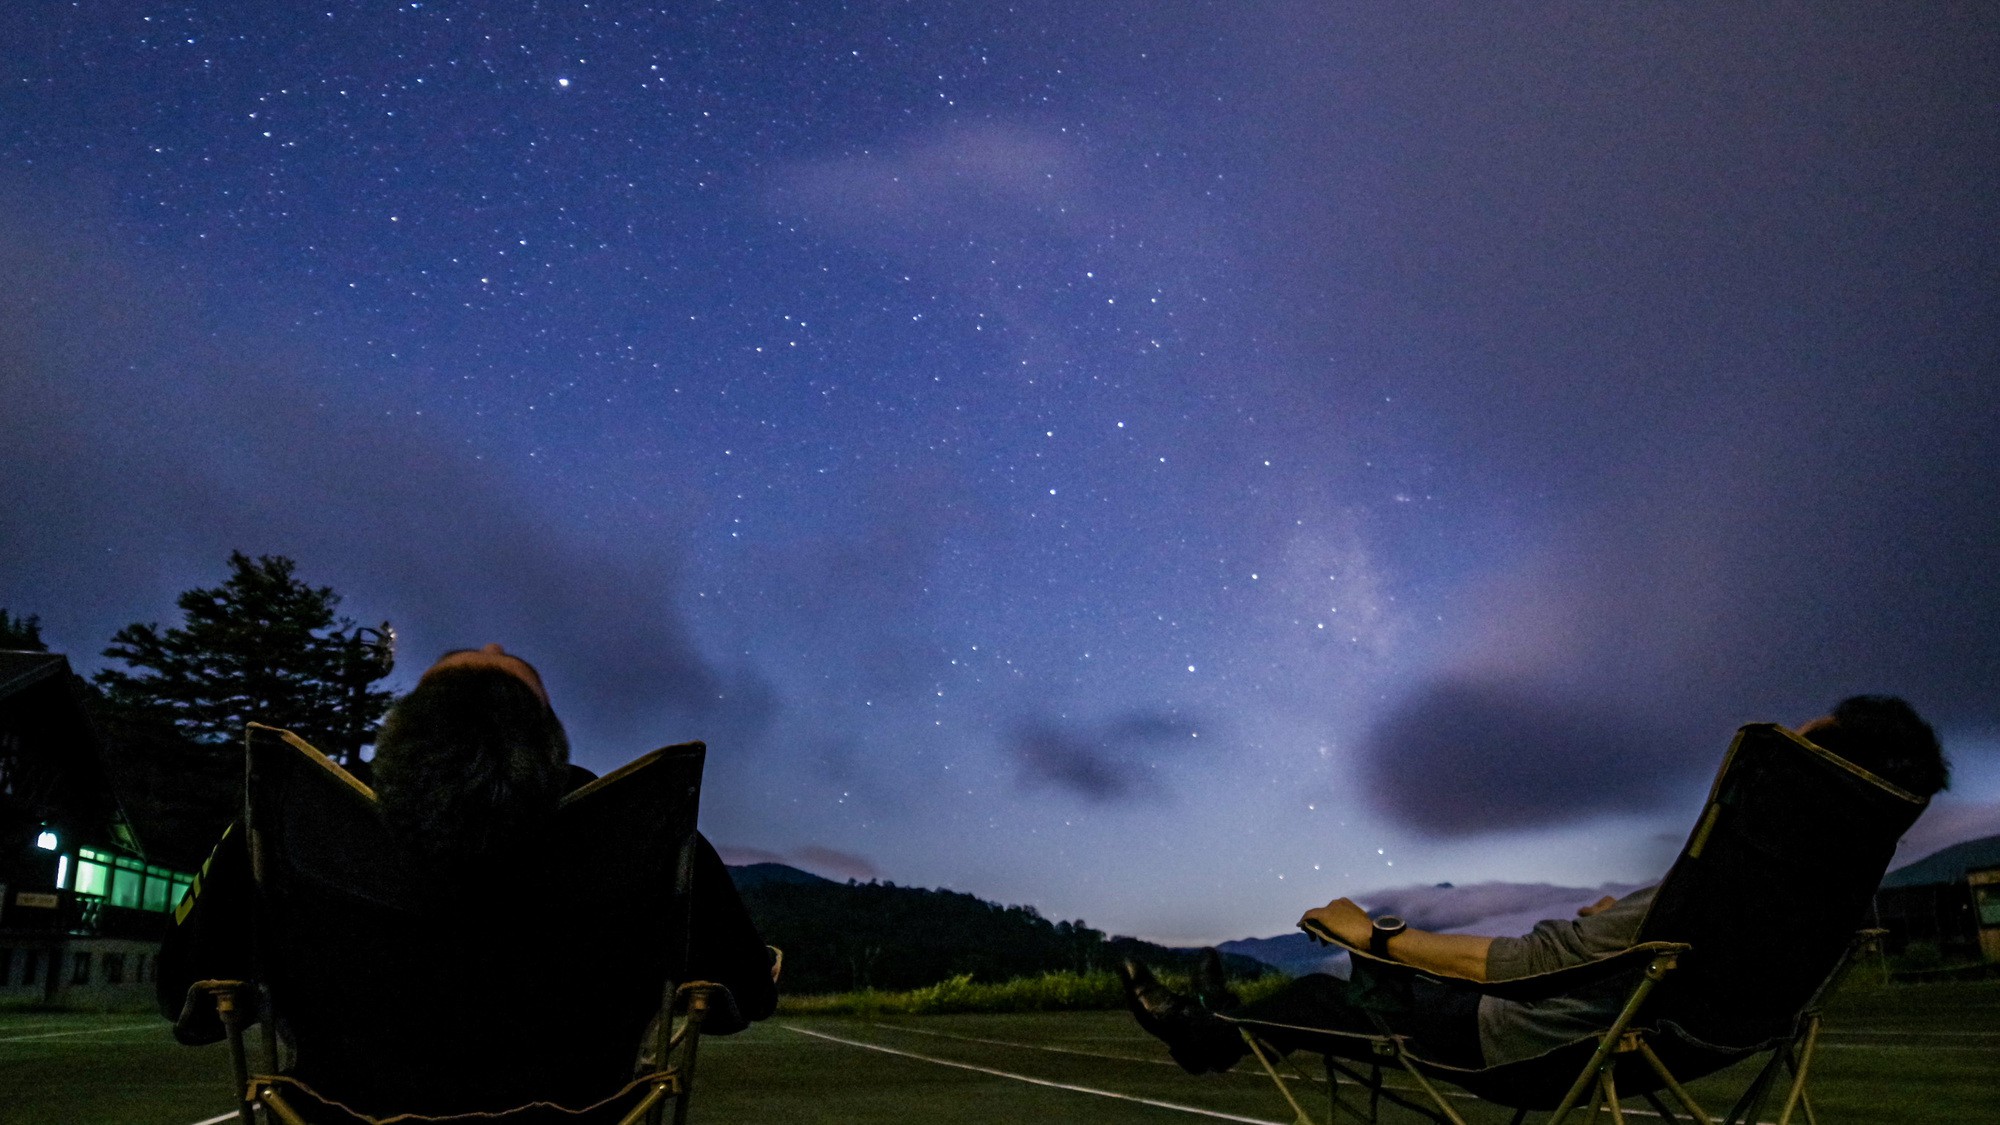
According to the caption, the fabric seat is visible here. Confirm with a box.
[184,723,728,1125]
[1223,723,1928,1124]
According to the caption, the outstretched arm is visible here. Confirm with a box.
[1300,897,1495,982]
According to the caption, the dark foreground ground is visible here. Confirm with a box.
[4,980,1995,1124]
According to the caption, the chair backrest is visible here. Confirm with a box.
[1634,723,1926,1048]
[242,723,705,1117]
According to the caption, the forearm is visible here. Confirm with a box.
[1300,897,1495,981]
[1380,929,1492,981]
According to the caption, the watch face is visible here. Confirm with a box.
[1373,914,1407,934]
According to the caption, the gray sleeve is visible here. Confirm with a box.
[1484,885,1656,981]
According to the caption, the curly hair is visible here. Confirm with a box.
[371,664,572,871]
[1809,694,1950,797]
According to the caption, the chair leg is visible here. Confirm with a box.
[669,989,712,1125]
[1547,959,1670,1124]
[1775,1019,1823,1125]
[1632,1038,1712,1125]
[1721,1048,1788,1125]
[1720,1040,1800,1120]
[1240,1030,1316,1125]
[207,986,256,1125]
[1323,1050,1458,1125]
[1320,1055,1374,1125]
[259,1089,313,1125]
[615,1081,675,1125]
[1641,1090,1684,1125]
[1600,1068,1626,1123]
[1381,1042,1471,1125]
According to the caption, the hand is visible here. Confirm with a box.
[1299,898,1372,947]
[1576,895,1618,918]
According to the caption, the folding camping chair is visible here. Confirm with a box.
[1226,723,1929,1125]
[179,723,735,1125]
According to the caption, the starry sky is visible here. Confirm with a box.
[5,3,1998,944]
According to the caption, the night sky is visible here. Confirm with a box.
[5,3,1997,944]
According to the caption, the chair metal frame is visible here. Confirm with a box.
[1230,931,1879,1125]
[185,976,728,1125]
[1226,722,1924,1125]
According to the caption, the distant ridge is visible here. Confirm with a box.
[723,863,1272,992]
[1217,933,1349,979]
[729,862,839,890]
[1881,834,2000,889]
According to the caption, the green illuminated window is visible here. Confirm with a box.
[110,866,142,908]
[68,847,196,912]
[1976,887,2000,926]
[76,861,109,898]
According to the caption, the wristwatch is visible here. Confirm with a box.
[1369,914,1408,959]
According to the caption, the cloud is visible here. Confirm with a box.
[713,845,789,867]
[793,845,880,883]
[769,121,1239,382]
[1351,880,1647,935]
[772,123,1094,241]
[1892,798,2000,870]
[1360,678,1685,837]
[0,200,776,762]
[710,842,879,883]
[1008,710,1202,802]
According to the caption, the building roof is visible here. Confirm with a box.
[0,649,66,700]
[1881,834,2000,889]
[0,650,144,858]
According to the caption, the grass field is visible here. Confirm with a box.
[4,981,1995,1124]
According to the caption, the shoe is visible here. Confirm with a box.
[1117,959,1245,1074]
[1192,947,1241,1011]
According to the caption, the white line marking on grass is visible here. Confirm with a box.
[870,1021,1181,1067]
[851,1023,1789,1124]
[782,1024,1286,1123]
[0,1022,157,1043]
[1825,1029,2000,1038]
[186,1113,242,1125]
[1819,1042,2000,1052]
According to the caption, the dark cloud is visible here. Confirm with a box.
[0,204,776,765]
[1361,678,1687,837]
[1241,2,2000,832]
[1008,711,1200,802]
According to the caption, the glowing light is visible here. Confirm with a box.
[35,830,57,850]
[56,854,70,889]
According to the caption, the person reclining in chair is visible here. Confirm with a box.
[1118,695,1948,1074]
[158,643,778,1112]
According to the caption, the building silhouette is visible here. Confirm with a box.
[1,650,194,1007]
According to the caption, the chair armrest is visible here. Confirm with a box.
[674,981,743,1036]
[172,979,260,1045]
[1303,917,1689,1004]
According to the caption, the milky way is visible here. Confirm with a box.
[5,3,1997,942]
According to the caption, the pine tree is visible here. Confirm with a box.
[95,552,395,762]
[0,609,48,651]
